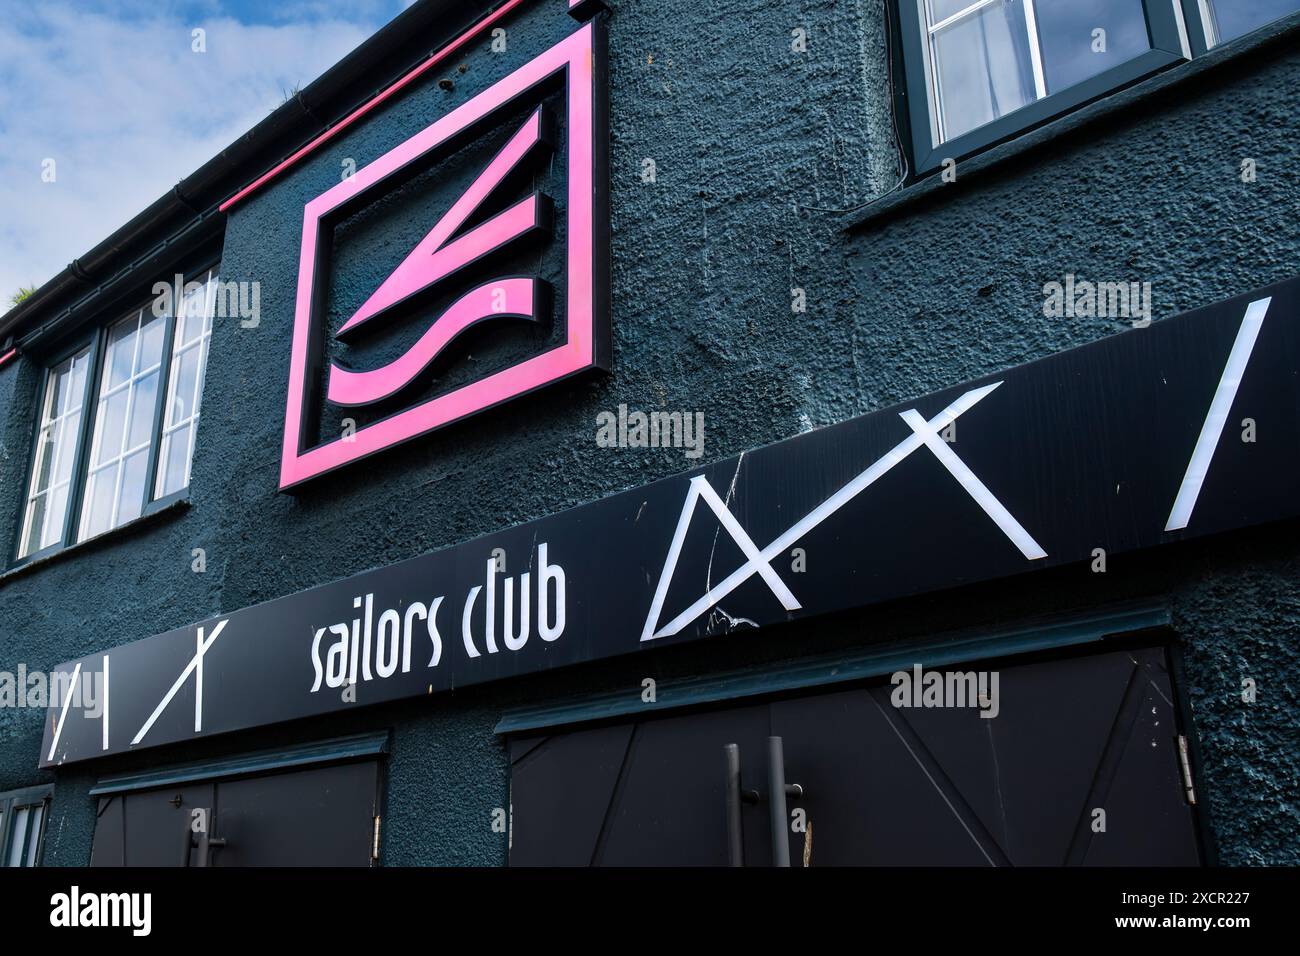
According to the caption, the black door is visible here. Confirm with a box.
[508,645,1203,866]
[511,701,776,866]
[90,758,383,866]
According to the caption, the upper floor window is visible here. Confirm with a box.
[898,1,1190,172]
[79,307,168,540]
[15,268,218,563]
[897,0,1300,174]
[156,276,215,499]
[17,348,91,558]
[1197,0,1300,47]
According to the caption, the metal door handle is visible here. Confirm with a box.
[767,736,803,868]
[722,743,760,867]
[181,808,227,867]
[193,830,227,868]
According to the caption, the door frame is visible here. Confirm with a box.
[498,601,1213,864]
[89,731,390,866]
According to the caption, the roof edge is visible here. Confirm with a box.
[0,0,490,345]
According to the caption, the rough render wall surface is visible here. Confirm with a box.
[0,0,1295,865]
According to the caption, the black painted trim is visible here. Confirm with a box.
[88,732,391,796]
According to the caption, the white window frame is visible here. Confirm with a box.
[155,269,217,500]
[78,307,168,541]
[921,0,1048,145]
[17,349,91,558]
[11,263,219,565]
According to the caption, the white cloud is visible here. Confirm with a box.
[0,3,385,304]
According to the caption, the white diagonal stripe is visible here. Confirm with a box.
[132,619,226,746]
[102,655,110,751]
[47,661,82,762]
[693,478,801,611]
[1166,296,1271,531]
[900,409,1047,560]
[645,383,1005,640]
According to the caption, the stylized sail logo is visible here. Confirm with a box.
[280,22,610,490]
[326,108,553,407]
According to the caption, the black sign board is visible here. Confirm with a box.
[40,278,1300,766]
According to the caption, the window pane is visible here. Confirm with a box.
[1034,0,1151,95]
[1207,0,1300,44]
[128,370,159,449]
[94,388,129,466]
[25,804,43,865]
[929,0,985,23]
[139,311,166,370]
[81,464,119,539]
[159,423,192,497]
[932,0,1037,140]
[174,346,202,425]
[31,426,57,494]
[67,352,89,412]
[117,451,150,525]
[43,484,69,550]
[19,350,90,557]
[178,279,209,346]
[156,271,215,498]
[105,315,139,389]
[53,413,80,485]
[21,495,47,556]
[6,807,28,867]
[47,368,68,420]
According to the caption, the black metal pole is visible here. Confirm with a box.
[768,736,790,867]
[723,743,744,867]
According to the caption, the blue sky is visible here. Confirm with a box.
[0,0,417,305]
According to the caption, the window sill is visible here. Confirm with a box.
[844,10,1300,233]
[0,496,191,588]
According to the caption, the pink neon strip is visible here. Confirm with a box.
[219,0,532,213]
[340,109,546,335]
[294,345,582,480]
[342,195,540,336]
[0,348,16,368]
[327,278,537,406]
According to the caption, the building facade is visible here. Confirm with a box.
[1,0,1298,866]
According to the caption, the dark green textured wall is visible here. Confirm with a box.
[0,0,1295,866]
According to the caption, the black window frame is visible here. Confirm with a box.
[894,0,1192,176]
[0,784,53,867]
[11,260,219,568]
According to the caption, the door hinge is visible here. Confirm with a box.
[372,814,382,862]
[1177,735,1197,805]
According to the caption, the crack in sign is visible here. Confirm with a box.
[640,382,1047,642]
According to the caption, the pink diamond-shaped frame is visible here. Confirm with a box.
[280,21,608,490]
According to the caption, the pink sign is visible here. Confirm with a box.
[280,21,609,490]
